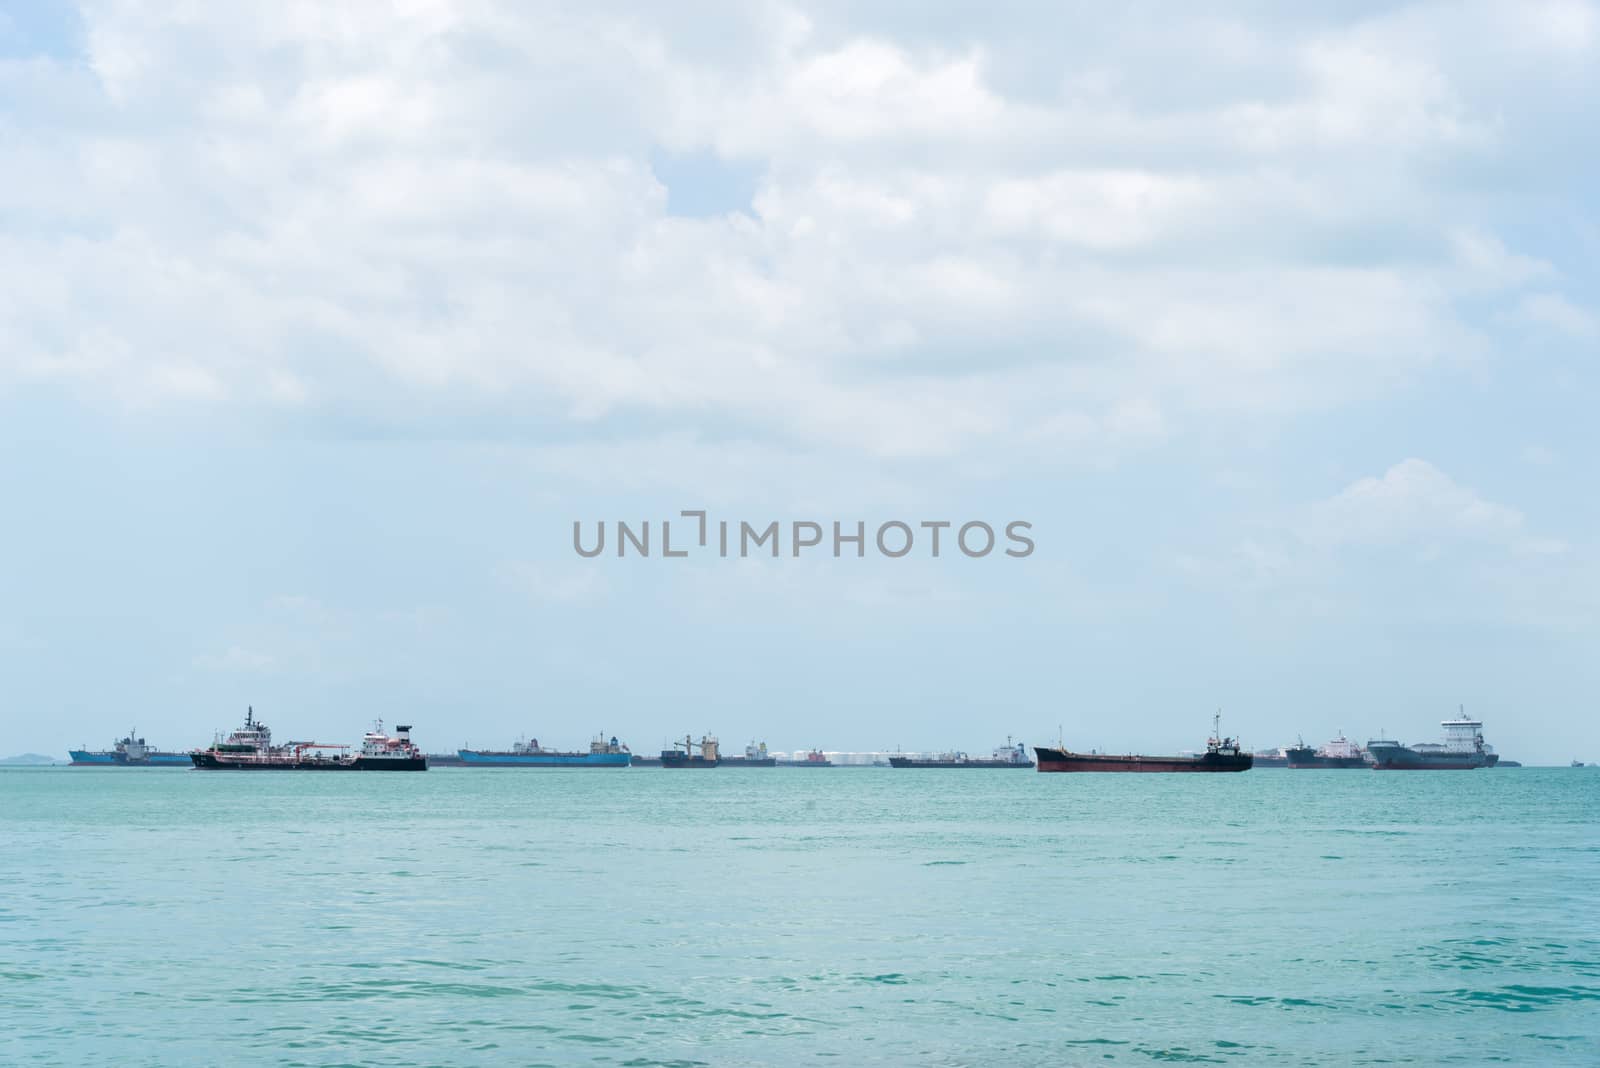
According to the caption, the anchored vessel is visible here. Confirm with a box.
[1365,711,1495,770]
[889,740,1033,769]
[70,730,190,766]
[631,734,720,768]
[774,749,833,767]
[190,709,427,770]
[719,741,777,767]
[1285,733,1367,769]
[458,734,630,767]
[1034,715,1253,773]
[1252,748,1290,768]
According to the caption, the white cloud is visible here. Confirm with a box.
[1516,293,1599,339]
[195,645,277,672]
[1306,459,1525,549]
[501,561,610,604]
[0,2,1593,466]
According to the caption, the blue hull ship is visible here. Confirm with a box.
[69,750,191,766]
[459,734,631,767]
[70,730,191,766]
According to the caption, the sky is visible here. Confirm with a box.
[1,1,1597,763]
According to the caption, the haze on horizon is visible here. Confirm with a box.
[1,2,1597,765]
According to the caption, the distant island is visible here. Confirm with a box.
[0,753,62,766]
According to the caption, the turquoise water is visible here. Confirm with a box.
[2,767,1596,1066]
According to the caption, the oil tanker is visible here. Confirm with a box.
[190,709,427,770]
[1034,715,1252,773]
[1285,733,1367,769]
[889,740,1033,768]
[458,734,630,767]
[70,730,190,766]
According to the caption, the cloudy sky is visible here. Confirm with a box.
[2,1,1596,762]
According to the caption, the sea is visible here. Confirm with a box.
[2,765,1596,1067]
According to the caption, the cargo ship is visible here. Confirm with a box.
[69,730,191,766]
[190,709,427,770]
[1365,710,1494,770]
[719,741,776,767]
[1285,733,1367,769]
[889,739,1033,769]
[631,734,719,768]
[1034,715,1252,773]
[458,734,630,767]
[1252,748,1289,768]
[774,748,832,767]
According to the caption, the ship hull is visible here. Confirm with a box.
[1033,747,1252,773]
[658,755,717,768]
[888,757,1033,769]
[1369,757,1486,770]
[190,752,427,771]
[457,750,629,767]
[1286,756,1368,769]
[70,750,192,766]
[718,757,777,767]
[1366,743,1487,770]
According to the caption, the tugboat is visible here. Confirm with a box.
[458,734,631,767]
[1034,713,1253,773]
[719,741,777,767]
[190,710,427,770]
[1285,733,1367,769]
[70,729,191,766]
[889,739,1033,768]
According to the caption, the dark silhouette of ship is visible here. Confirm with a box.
[1034,714,1252,773]
[632,734,719,767]
[1284,733,1367,769]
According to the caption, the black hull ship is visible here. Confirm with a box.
[1035,715,1252,773]
[1285,733,1367,769]
[633,734,720,768]
[191,709,427,771]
